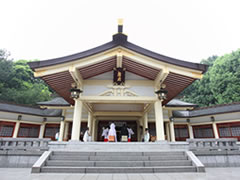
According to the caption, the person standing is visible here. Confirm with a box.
[101,127,109,142]
[108,123,117,142]
[55,132,59,141]
[120,124,128,142]
[127,127,134,142]
[83,127,91,142]
[144,128,150,142]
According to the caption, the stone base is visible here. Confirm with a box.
[48,141,188,152]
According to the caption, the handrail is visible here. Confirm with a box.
[187,138,239,151]
[0,138,51,151]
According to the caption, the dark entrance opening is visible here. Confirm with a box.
[97,120,138,142]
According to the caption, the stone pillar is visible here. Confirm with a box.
[143,113,148,130]
[166,122,170,141]
[71,99,83,141]
[39,123,46,138]
[137,120,140,141]
[87,112,92,131]
[169,119,175,142]
[212,122,219,139]
[154,100,165,141]
[13,121,20,138]
[188,123,194,139]
[58,120,65,141]
[92,118,96,141]
[63,122,69,141]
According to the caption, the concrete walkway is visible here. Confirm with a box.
[1,168,240,180]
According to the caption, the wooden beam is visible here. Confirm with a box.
[116,51,122,68]
[93,111,143,117]
[154,68,169,89]
[69,66,83,88]
[80,96,157,104]
[83,102,93,113]
[143,103,153,114]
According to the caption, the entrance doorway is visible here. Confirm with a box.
[97,121,138,142]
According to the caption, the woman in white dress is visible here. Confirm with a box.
[108,123,117,142]
[101,127,109,142]
[83,127,91,142]
[127,127,134,142]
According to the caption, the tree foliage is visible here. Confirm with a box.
[181,49,240,106]
[0,49,52,105]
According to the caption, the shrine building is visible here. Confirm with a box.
[1,21,240,142]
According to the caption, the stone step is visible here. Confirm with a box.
[50,155,188,161]
[46,160,192,167]
[41,166,197,173]
[52,151,185,156]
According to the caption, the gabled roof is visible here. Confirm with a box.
[28,33,207,73]
[173,102,240,118]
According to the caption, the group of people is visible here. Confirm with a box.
[55,124,151,142]
[101,123,135,142]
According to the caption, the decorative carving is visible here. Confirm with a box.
[99,86,138,97]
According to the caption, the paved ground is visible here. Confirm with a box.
[1,168,240,180]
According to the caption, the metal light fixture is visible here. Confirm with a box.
[17,115,22,120]
[211,116,215,122]
[70,88,82,99]
[155,86,168,100]
[70,83,83,99]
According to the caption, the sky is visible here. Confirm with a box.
[0,0,240,63]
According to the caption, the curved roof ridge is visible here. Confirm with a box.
[28,33,208,73]
[29,40,118,70]
[122,40,207,72]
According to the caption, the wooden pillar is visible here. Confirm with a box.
[154,100,165,141]
[188,123,194,139]
[92,118,96,141]
[166,122,170,141]
[169,119,175,142]
[71,99,83,141]
[58,120,65,141]
[38,123,46,138]
[63,122,69,141]
[87,112,92,132]
[212,122,219,139]
[13,121,20,138]
[143,113,148,130]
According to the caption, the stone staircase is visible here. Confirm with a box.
[32,150,205,173]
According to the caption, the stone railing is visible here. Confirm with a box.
[187,138,239,151]
[0,138,50,151]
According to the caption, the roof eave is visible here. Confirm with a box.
[28,33,208,73]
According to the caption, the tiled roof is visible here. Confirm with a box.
[173,102,240,118]
[0,102,62,117]
[37,97,70,106]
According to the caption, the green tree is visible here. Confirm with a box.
[0,49,52,105]
[182,50,240,107]
[181,56,218,107]
[209,50,240,104]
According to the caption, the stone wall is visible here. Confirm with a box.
[0,151,42,168]
[195,151,240,167]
